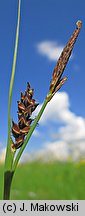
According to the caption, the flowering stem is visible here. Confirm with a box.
[3,0,21,200]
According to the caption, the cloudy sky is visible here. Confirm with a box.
[0,0,85,162]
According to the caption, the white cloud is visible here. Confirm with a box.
[36,41,64,61]
[44,140,69,161]
[58,117,85,143]
[41,140,85,162]
[38,92,70,124]
[0,148,6,163]
[36,92,85,141]
[32,91,85,161]
[20,139,85,163]
[20,141,69,163]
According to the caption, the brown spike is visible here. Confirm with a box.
[20,126,30,135]
[28,89,34,98]
[23,105,32,117]
[27,118,33,125]
[31,103,39,112]
[25,89,34,99]
[48,77,68,101]
[24,95,30,107]
[17,111,23,120]
[24,96,35,106]
[18,116,27,129]
[18,116,32,129]
[12,121,20,138]
[12,82,39,149]
[21,92,25,102]
[17,101,25,112]
[27,82,31,90]
[13,135,24,149]
[50,20,82,92]
[30,99,36,106]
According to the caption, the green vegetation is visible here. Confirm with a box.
[0,161,85,200]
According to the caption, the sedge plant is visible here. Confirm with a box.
[3,0,82,199]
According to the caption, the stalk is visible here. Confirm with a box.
[3,0,21,200]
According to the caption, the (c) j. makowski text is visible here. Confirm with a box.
[20,202,79,212]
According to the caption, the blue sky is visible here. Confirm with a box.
[0,0,85,161]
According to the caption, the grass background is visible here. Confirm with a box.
[0,161,85,200]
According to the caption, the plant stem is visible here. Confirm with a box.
[12,99,48,172]
[3,0,21,200]
[3,171,14,200]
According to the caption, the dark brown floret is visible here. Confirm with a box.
[11,82,39,149]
